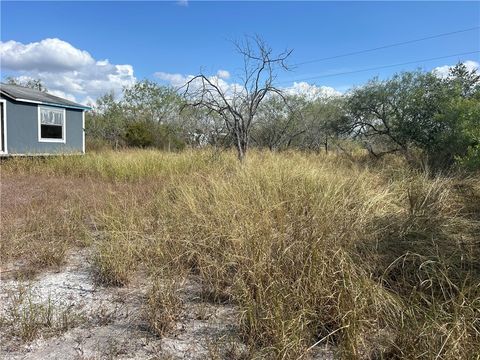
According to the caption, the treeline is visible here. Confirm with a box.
[85,63,477,170]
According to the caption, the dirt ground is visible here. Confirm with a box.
[0,250,244,359]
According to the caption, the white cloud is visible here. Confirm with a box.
[154,71,193,88]
[46,89,77,102]
[433,60,479,79]
[0,38,94,72]
[155,71,341,101]
[176,0,188,6]
[216,69,230,80]
[154,70,239,96]
[0,38,136,105]
[283,82,341,100]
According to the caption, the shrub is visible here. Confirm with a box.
[124,121,155,148]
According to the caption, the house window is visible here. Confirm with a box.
[38,106,65,142]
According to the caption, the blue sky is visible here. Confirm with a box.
[1,1,479,103]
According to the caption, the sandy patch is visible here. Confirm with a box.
[0,250,242,359]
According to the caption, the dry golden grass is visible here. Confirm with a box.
[1,149,479,358]
[145,277,184,337]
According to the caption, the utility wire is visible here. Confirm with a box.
[278,50,480,85]
[292,26,480,66]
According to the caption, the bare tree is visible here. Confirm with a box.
[182,35,292,161]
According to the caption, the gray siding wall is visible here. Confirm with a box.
[1,96,84,155]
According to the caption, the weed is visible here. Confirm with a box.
[144,277,184,337]
[0,284,84,342]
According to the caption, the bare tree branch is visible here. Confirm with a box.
[181,35,293,161]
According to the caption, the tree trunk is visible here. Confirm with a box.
[237,146,245,162]
[235,130,248,162]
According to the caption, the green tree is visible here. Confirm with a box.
[86,92,126,149]
[124,121,155,148]
[345,66,480,169]
[295,96,348,153]
[123,80,183,124]
[252,95,306,151]
[122,80,187,149]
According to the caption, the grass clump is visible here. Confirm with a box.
[144,277,184,337]
[155,153,400,357]
[89,187,158,286]
[91,232,138,287]
[0,285,84,342]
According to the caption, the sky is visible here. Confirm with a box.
[1,1,479,104]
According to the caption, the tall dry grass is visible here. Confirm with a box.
[1,149,479,358]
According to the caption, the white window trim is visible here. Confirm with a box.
[38,105,66,143]
[82,110,85,153]
[0,99,7,154]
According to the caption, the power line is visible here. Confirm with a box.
[292,26,480,66]
[278,50,480,85]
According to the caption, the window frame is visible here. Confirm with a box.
[38,105,66,143]
[0,99,7,154]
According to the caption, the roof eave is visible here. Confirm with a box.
[0,90,92,111]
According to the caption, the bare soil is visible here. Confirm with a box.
[0,250,243,359]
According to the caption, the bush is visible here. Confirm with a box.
[457,144,480,170]
[124,121,155,148]
[123,121,186,150]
